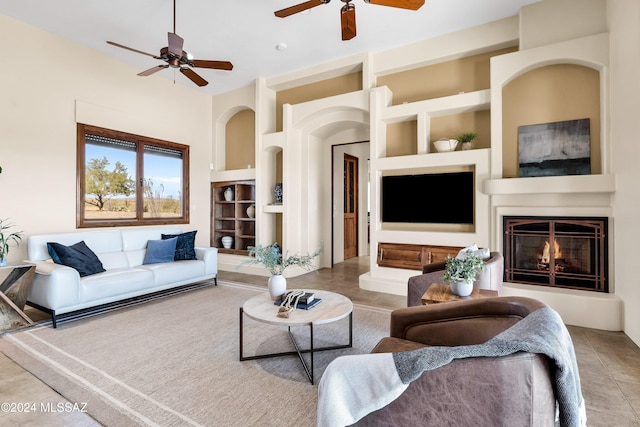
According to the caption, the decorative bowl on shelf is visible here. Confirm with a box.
[433,138,459,152]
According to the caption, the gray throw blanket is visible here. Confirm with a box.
[317,306,586,427]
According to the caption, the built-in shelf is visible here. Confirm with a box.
[211,168,256,183]
[376,148,489,170]
[263,204,284,213]
[211,180,256,255]
[382,89,491,123]
[483,174,615,195]
[263,132,284,149]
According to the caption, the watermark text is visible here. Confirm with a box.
[1,401,88,413]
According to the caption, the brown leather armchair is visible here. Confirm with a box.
[407,251,504,306]
[353,297,557,427]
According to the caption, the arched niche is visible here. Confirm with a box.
[502,64,601,178]
[489,33,609,178]
[213,105,255,171]
[225,109,256,170]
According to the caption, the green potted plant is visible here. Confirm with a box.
[456,132,477,150]
[443,249,485,296]
[241,243,323,300]
[0,218,23,266]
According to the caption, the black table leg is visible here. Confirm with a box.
[239,310,353,384]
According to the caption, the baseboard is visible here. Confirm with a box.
[502,282,623,331]
[359,272,407,296]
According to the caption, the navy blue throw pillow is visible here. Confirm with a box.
[47,241,106,277]
[46,243,62,264]
[161,230,197,260]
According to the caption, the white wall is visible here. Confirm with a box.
[0,14,214,262]
[608,0,640,346]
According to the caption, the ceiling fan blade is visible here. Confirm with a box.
[168,32,184,56]
[364,0,424,10]
[191,60,234,71]
[180,67,209,87]
[107,41,161,59]
[137,65,169,76]
[275,0,328,18]
[341,3,356,41]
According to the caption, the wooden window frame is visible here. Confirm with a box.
[77,123,190,228]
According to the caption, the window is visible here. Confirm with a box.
[77,124,189,227]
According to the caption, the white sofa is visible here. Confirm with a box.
[26,227,217,327]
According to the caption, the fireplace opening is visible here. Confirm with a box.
[503,216,608,292]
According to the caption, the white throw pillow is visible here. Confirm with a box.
[456,244,479,259]
[456,244,490,260]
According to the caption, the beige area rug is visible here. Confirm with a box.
[0,281,391,427]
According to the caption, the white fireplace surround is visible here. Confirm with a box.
[493,205,621,331]
[483,28,621,330]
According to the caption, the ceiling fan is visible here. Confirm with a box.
[106,0,232,87]
[274,0,425,41]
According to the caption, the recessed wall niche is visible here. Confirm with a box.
[386,121,417,157]
[431,110,491,150]
[376,46,517,105]
[501,64,601,178]
[225,109,256,170]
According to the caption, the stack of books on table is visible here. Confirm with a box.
[274,291,322,310]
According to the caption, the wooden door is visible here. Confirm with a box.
[344,154,358,260]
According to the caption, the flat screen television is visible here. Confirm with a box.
[381,171,474,225]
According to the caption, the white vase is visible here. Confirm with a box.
[224,187,233,201]
[450,280,473,297]
[268,274,287,301]
[221,236,233,249]
[246,205,255,218]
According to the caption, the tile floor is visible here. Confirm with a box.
[1,256,639,426]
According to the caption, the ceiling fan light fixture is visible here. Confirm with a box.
[275,0,423,40]
[340,2,356,41]
[363,0,425,10]
[105,0,232,87]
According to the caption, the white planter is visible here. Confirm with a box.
[450,280,473,297]
[268,274,287,301]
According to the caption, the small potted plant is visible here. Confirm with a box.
[457,132,477,150]
[443,249,485,296]
[241,243,323,300]
[0,218,23,266]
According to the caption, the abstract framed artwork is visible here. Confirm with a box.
[518,118,591,177]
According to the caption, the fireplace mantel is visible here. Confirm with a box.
[483,174,615,195]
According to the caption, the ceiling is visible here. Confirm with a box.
[0,0,540,96]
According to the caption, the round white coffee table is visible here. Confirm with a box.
[239,289,353,384]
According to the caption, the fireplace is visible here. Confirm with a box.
[503,216,608,292]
